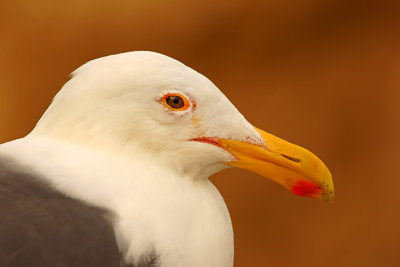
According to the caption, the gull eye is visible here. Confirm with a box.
[161,93,190,111]
[167,96,184,109]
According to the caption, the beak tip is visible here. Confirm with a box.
[321,188,334,202]
[291,179,334,202]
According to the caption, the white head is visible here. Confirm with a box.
[31,51,262,179]
[30,51,333,200]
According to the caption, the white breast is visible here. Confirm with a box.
[115,177,234,267]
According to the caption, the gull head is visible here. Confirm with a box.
[32,51,333,201]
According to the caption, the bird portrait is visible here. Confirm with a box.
[2,1,398,265]
[0,51,333,267]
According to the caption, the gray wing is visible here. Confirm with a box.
[0,159,126,267]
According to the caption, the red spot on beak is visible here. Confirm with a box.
[291,180,323,198]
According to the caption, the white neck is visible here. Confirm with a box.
[0,136,234,267]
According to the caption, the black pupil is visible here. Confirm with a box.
[166,96,184,109]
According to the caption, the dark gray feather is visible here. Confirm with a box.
[0,158,158,267]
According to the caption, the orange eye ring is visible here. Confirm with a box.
[161,93,190,111]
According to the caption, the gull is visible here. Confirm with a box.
[0,51,333,267]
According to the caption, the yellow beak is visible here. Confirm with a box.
[218,127,334,202]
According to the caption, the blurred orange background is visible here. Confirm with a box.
[1,1,400,266]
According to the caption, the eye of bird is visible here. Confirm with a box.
[167,96,183,108]
[162,93,190,111]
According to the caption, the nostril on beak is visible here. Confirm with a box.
[281,154,301,163]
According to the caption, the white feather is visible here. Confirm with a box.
[0,51,264,267]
